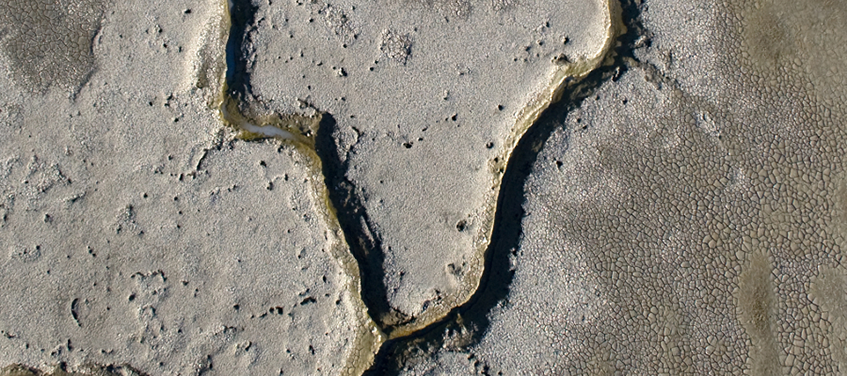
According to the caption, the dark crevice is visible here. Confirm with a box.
[362,0,649,373]
[225,0,405,335]
[225,0,259,101]
[315,114,410,333]
[224,0,648,372]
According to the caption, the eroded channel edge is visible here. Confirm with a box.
[190,1,386,374]
[200,0,625,373]
[426,0,628,338]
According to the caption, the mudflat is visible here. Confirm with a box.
[1,0,847,375]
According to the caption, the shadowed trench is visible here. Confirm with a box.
[360,0,647,372]
[224,0,258,96]
[223,0,647,371]
[315,113,401,333]
[225,0,405,343]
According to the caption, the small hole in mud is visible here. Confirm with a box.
[456,220,467,232]
[403,142,413,148]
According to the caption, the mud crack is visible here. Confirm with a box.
[362,0,652,372]
[214,0,633,373]
[213,1,385,374]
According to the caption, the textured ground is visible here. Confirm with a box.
[1,0,847,374]
[234,0,614,335]
[0,1,370,374]
[397,0,847,374]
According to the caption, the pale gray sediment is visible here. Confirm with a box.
[217,0,623,371]
[2,0,847,374]
[0,0,371,374]
[220,0,623,333]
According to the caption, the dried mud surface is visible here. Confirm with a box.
[2,0,847,374]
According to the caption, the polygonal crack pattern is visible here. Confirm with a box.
[391,0,847,374]
[0,0,105,93]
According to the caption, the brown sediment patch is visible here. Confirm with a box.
[734,0,847,113]
[808,265,847,373]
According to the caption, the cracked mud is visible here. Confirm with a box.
[1,0,847,374]
[215,0,623,371]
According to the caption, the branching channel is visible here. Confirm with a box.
[360,1,650,373]
[218,0,642,373]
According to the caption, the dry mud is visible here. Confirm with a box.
[1,0,847,374]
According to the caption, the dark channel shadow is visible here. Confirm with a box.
[315,114,404,331]
[225,0,259,97]
[227,0,403,332]
[362,0,648,373]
